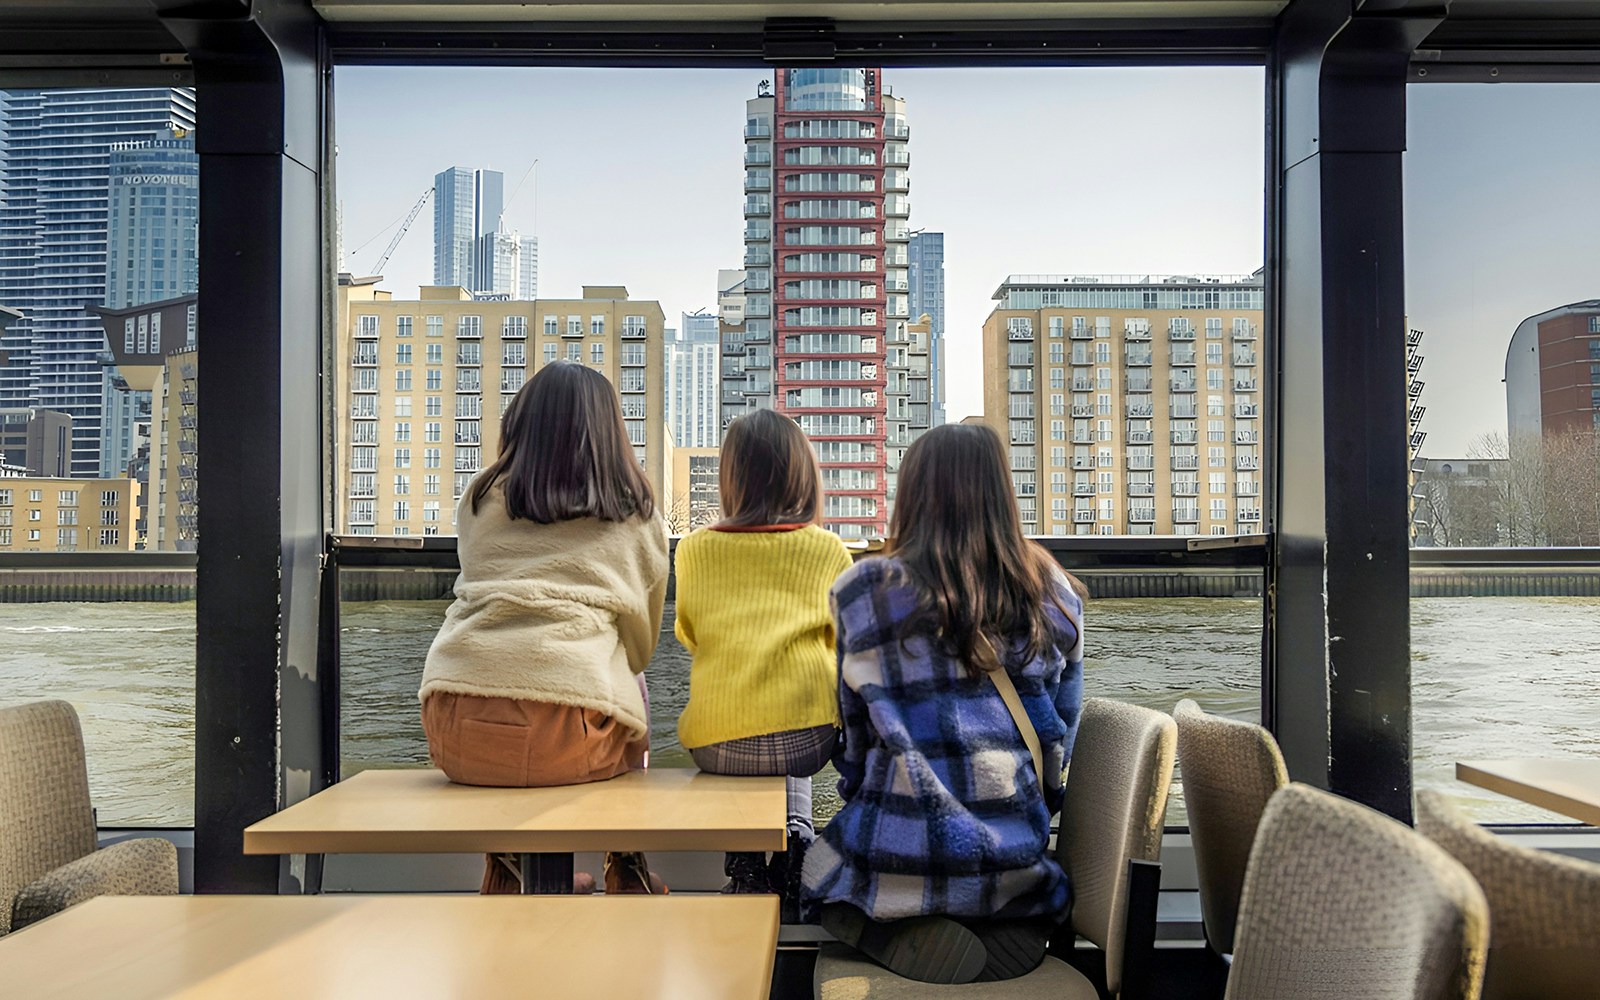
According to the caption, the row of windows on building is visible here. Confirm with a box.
[1007,315,1259,339]
[354,315,650,339]
[0,507,120,526]
[0,528,121,548]
[352,341,650,369]
[350,363,650,395]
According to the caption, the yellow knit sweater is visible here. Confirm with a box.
[673,524,855,749]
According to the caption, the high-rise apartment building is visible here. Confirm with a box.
[335,278,667,536]
[983,273,1265,536]
[738,69,911,538]
[0,87,197,477]
[1505,300,1600,442]
[0,477,138,552]
[518,235,540,300]
[101,128,198,478]
[667,310,721,449]
[908,231,946,427]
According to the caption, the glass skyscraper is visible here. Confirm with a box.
[0,87,197,477]
[667,311,721,449]
[101,129,199,477]
[908,231,946,427]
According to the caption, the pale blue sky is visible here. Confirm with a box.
[334,68,1595,454]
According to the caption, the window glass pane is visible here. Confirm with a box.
[331,67,1266,824]
[1405,82,1600,821]
[0,85,199,826]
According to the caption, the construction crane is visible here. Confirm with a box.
[372,186,433,275]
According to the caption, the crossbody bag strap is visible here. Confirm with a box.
[987,667,1046,799]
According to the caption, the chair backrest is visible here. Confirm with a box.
[1226,784,1489,1000]
[1054,697,1177,996]
[1417,790,1600,1000]
[0,700,97,936]
[1173,698,1288,955]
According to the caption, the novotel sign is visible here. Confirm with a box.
[118,174,195,186]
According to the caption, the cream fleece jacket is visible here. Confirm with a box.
[418,482,670,740]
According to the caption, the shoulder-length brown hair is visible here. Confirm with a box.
[887,422,1086,676]
[469,360,655,524]
[717,409,823,528]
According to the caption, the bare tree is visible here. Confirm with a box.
[1540,429,1600,546]
[662,490,695,534]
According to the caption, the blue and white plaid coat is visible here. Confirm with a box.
[801,556,1085,922]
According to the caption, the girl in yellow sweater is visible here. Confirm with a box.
[674,409,854,906]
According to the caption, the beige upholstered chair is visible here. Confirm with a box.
[1173,698,1288,956]
[0,700,179,935]
[814,697,1178,999]
[1225,784,1489,1000]
[1416,790,1600,1000]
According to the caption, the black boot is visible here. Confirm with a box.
[722,851,771,894]
[771,837,813,924]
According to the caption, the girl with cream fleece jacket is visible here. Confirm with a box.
[419,361,669,895]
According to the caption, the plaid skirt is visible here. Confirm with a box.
[689,724,838,778]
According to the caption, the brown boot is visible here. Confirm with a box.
[604,851,669,894]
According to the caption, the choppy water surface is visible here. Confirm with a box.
[1,597,1594,826]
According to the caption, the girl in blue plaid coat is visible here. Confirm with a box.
[801,423,1086,984]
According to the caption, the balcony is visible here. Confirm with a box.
[1170,406,1198,420]
[351,348,378,366]
[1171,430,1198,444]
[1233,351,1258,366]
[744,248,770,267]
[1237,455,1260,470]
[1235,430,1259,445]
[1008,325,1035,342]
[1172,507,1200,523]
[1125,350,1153,367]
[1172,456,1200,471]
[1170,378,1197,393]
[1071,378,1095,392]
[1172,482,1199,497]
[455,350,480,367]
[1168,327,1196,342]
[744,124,771,139]
[1232,323,1258,341]
[1236,481,1260,497]
[1234,378,1258,392]
[1072,430,1094,444]
[1126,376,1153,393]
[1074,483,1095,497]
[1127,456,1154,471]
[884,147,911,166]
[1127,482,1155,496]
[1238,508,1263,523]
[1126,403,1154,419]
[1073,456,1096,470]
[744,227,770,242]
[1127,430,1153,445]
[743,198,770,217]
[1235,403,1259,418]
[1124,325,1152,342]
[744,148,771,166]
[1170,349,1197,367]
[1069,326,1093,341]
[1129,508,1157,524]
[1071,403,1095,418]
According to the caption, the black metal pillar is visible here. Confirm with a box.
[1268,1,1442,821]
[159,0,330,892]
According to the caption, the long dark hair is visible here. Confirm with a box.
[469,360,655,523]
[887,423,1086,676]
[716,409,823,528]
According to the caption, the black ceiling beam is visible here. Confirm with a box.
[325,17,1274,67]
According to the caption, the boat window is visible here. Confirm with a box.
[1404,79,1600,823]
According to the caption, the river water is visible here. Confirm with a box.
[1,596,1595,828]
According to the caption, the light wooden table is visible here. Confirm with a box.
[0,894,779,1000]
[1456,759,1600,826]
[245,767,788,892]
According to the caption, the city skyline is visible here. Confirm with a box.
[336,70,1595,458]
